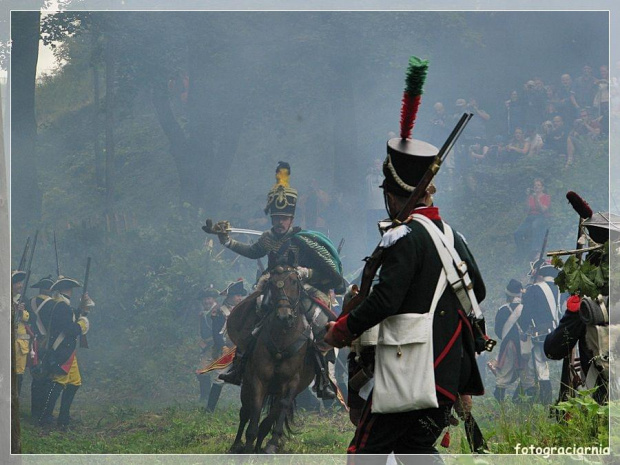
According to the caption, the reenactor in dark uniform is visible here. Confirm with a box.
[28,275,56,419]
[544,212,619,406]
[521,261,561,405]
[205,280,247,412]
[325,135,486,455]
[11,270,31,396]
[196,287,219,402]
[204,162,344,399]
[489,279,536,401]
[38,276,93,430]
[324,56,488,457]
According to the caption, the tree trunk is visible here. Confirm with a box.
[11,11,41,230]
[151,79,195,204]
[92,49,104,188]
[104,34,115,215]
[186,51,243,213]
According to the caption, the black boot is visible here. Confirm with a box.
[197,373,212,401]
[520,386,538,404]
[464,416,489,453]
[539,381,553,405]
[206,383,223,413]
[39,382,64,427]
[318,377,336,400]
[219,352,244,386]
[17,374,23,397]
[494,387,506,403]
[313,351,336,400]
[58,384,79,430]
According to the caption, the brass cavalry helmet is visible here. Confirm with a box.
[264,161,298,217]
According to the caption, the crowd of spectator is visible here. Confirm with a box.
[429,64,610,173]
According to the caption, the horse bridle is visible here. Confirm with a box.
[269,265,303,317]
[263,266,312,361]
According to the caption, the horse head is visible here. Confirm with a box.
[268,265,302,329]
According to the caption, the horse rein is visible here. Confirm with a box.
[269,266,304,317]
[263,266,312,361]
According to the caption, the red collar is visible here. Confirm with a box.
[409,206,441,220]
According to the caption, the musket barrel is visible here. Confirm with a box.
[18,236,31,271]
[342,114,473,317]
[54,230,61,277]
[18,230,39,307]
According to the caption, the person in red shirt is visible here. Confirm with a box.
[514,178,551,260]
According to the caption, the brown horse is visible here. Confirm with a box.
[229,265,316,453]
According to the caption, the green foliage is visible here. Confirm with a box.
[20,395,611,455]
[441,395,609,456]
[552,243,609,298]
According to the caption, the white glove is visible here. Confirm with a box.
[296,266,312,280]
[255,273,271,292]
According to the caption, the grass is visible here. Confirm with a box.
[20,402,353,454]
[19,392,610,457]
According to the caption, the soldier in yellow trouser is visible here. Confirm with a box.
[38,276,92,430]
[12,270,31,396]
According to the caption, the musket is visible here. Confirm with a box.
[18,236,30,271]
[341,113,473,317]
[53,230,61,278]
[337,238,345,255]
[78,257,91,349]
[538,228,550,262]
[464,413,488,453]
[16,231,39,323]
[528,228,550,282]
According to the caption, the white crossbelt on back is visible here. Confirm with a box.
[411,214,482,319]
[538,280,561,325]
[501,303,524,340]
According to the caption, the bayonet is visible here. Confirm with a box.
[54,230,61,278]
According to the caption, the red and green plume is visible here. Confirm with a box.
[400,56,429,140]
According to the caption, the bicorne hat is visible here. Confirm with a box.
[220,279,248,297]
[31,275,55,290]
[198,286,220,300]
[538,263,559,278]
[505,279,523,297]
[11,270,26,284]
[583,212,620,244]
[50,276,82,292]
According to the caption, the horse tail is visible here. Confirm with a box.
[264,393,298,438]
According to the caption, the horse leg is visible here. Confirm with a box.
[230,400,251,453]
[244,382,266,453]
[265,384,298,454]
[255,407,278,452]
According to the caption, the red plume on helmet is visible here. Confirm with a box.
[566,191,593,219]
[399,56,429,140]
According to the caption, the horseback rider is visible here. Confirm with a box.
[202,161,344,399]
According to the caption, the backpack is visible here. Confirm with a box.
[580,295,609,387]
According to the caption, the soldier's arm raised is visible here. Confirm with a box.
[226,233,270,259]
